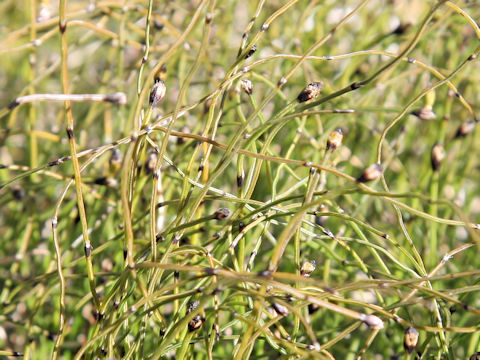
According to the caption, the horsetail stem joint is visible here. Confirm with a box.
[260,23,269,31]
[297,82,323,102]
[300,260,316,277]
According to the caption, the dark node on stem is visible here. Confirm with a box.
[155,234,164,243]
[213,208,230,220]
[245,44,257,59]
[455,120,475,138]
[449,305,456,314]
[297,82,323,102]
[123,249,127,260]
[403,327,419,354]
[149,79,166,106]
[356,163,383,183]
[12,352,23,357]
[431,142,445,171]
[8,100,20,110]
[300,260,316,277]
[326,128,344,151]
[468,54,477,61]
[260,23,269,31]
[66,128,74,139]
[198,165,204,172]
[174,271,179,279]
[0,164,7,169]
[407,57,416,63]
[48,160,60,167]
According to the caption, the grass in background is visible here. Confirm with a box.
[1,0,480,359]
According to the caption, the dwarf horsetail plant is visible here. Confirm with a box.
[1,1,480,359]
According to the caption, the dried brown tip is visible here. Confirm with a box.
[356,163,383,183]
[188,315,204,332]
[297,82,323,103]
[149,80,166,106]
[300,260,316,277]
[392,22,411,35]
[105,92,127,105]
[430,142,445,171]
[455,120,475,138]
[213,208,231,220]
[469,351,480,360]
[145,150,158,173]
[272,302,289,316]
[326,128,344,151]
[240,79,253,95]
[362,314,384,330]
[403,326,419,354]
[411,108,436,120]
[308,303,319,314]
[94,176,118,187]
[245,44,257,59]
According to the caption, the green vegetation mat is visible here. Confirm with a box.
[1,0,480,359]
